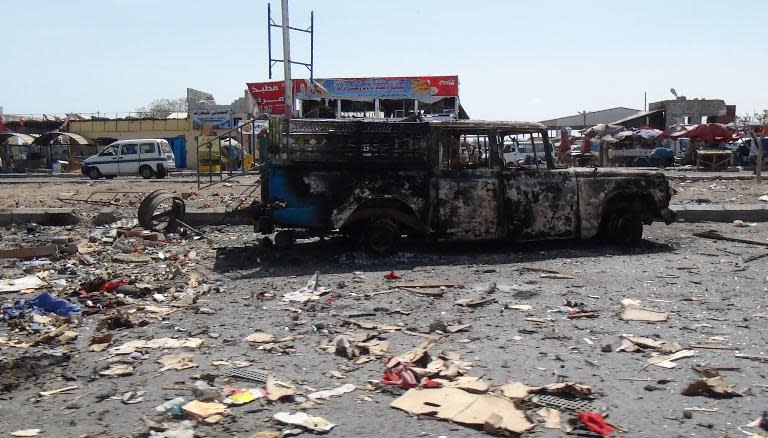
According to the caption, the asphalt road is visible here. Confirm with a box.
[1,220,767,437]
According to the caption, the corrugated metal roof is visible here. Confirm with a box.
[32,131,93,145]
[609,109,664,125]
[0,133,36,145]
[540,107,641,127]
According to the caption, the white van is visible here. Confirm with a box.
[82,139,176,180]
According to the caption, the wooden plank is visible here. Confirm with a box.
[389,283,463,289]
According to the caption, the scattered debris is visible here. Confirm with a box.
[10,429,41,437]
[39,385,78,397]
[273,412,336,433]
[391,387,536,434]
[621,306,669,322]
[282,273,331,302]
[307,383,356,401]
[681,376,742,398]
[157,353,198,371]
[0,276,47,293]
[647,350,697,368]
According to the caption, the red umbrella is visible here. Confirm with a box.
[668,123,738,144]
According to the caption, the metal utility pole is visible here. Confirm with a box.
[281,0,293,119]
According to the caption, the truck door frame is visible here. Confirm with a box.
[431,125,505,240]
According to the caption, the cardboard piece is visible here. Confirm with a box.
[386,340,434,368]
[647,349,697,368]
[245,332,276,344]
[157,353,198,371]
[681,376,742,398]
[391,387,535,434]
[307,383,356,401]
[109,337,203,354]
[434,376,490,393]
[273,411,336,433]
[537,407,561,429]
[266,376,296,401]
[182,400,227,419]
[498,382,539,399]
[0,275,47,293]
[621,306,669,322]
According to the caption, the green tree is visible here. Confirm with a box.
[136,97,188,118]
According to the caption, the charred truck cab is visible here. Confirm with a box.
[254,118,675,254]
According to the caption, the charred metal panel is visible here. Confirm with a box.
[434,169,499,240]
[503,169,578,240]
[264,164,428,230]
[575,169,673,238]
[330,172,428,230]
[278,120,430,166]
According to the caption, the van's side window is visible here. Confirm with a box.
[140,143,156,154]
[121,144,138,155]
[100,145,118,156]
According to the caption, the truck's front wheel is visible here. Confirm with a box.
[362,218,401,255]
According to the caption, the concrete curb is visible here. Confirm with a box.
[0,208,81,226]
[670,204,768,223]
[183,208,253,226]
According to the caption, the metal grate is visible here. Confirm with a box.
[526,394,608,414]
[218,368,270,384]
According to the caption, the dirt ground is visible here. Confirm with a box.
[0,174,261,211]
[671,178,768,205]
[1,173,767,437]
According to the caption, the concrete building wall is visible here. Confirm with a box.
[649,97,726,129]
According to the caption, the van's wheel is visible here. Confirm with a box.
[105,175,116,179]
[139,165,155,179]
[607,210,643,245]
[362,218,401,255]
[87,167,101,180]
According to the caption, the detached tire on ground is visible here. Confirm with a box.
[137,190,185,232]
[139,165,155,179]
[606,210,643,246]
[361,218,401,255]
[87,167,101,180]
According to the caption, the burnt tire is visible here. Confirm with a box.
[139,165,154,179]
[138,190,185,232]
[607,211,643,246]
[87,167,101,180]
[361,218,401,256]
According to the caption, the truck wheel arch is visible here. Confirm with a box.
[600,192,659,228]
[334,197,424,233]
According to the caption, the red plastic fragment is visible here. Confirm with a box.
[577,412,615,436]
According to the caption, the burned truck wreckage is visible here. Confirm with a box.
[139,118,676,254]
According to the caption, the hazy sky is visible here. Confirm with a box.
[2,0,766,121]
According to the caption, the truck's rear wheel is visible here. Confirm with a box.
[607,211,643,245]
[362,218,401,255]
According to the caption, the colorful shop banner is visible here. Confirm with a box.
[247,75,459,115]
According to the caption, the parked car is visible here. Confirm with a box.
[502,139,551,165]
[82,139,176,180]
